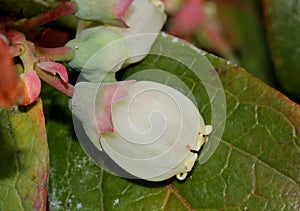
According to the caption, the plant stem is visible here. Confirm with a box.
[8,30,37,72]
[36,68,74,98]
[35,46,73,62]
[8,45,23,57]
[12,2,77,31]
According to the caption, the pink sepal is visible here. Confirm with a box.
[114,0,133,18]
[96,80,135,133]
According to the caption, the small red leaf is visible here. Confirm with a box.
[37,61,68,82]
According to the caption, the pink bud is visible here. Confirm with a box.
[19,71,41,106]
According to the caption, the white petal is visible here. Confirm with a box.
[100,81,202,180]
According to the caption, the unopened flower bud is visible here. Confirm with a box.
[70,80,212,181]
[66,0,167,82]
[65,27,128,81]
[73,0,133,27]
[18,70,41,106]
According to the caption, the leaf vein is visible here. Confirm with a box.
[221,139,299,187]
[6,111,25,211]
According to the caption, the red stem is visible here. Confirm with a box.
[8,45,23,57]
[36,68,74,98]
[12,2,77,31]
[8,30,37,71]
[8,30,74,97]
[35,46,74,62]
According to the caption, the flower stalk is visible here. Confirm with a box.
[35,46,74,62]
[7,30,74,98]
[8,30,37,72]
[12,2,77,31]
[8,45,23,58]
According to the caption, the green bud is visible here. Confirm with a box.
[65,26,129,82]
[72,0,133,27]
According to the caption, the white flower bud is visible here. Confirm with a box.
[66,0,167,82]
[70,80,212,181]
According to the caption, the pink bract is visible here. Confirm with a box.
[113,0,133,18]
[96,81,135,133]
[37,61,68,82]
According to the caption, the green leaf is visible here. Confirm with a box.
[47,34,300,210]
[0,0,27,14]
[0,0,52,16]
[42,85,104,210]
[215,0,275,85]
[121,34,300,209]
[0,101,49,210]
[23,0,60,18]
[263,0,300,97]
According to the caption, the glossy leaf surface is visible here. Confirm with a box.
[47,34,300,210]
[0,101,49,210]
